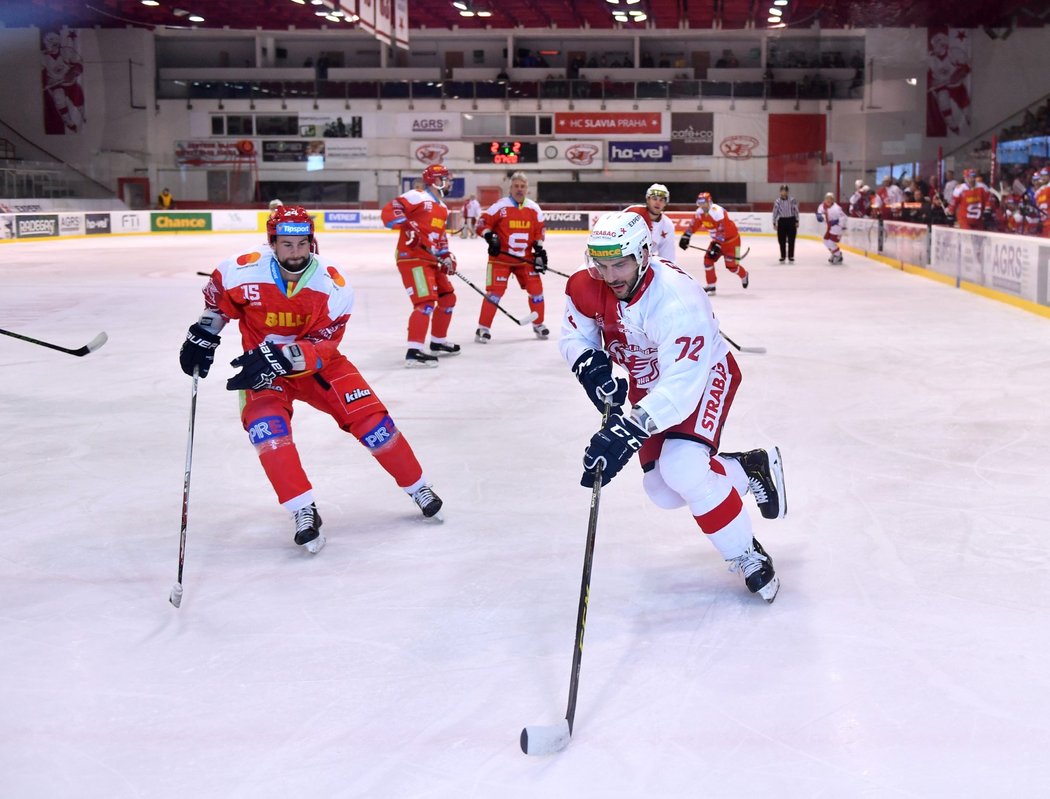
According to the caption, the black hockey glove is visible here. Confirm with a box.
[678,231,692,251]
[707,241,722,259]
[226,342,294,391]
[581,412,650,487]
[532,242,548,274]
[572,349,628,414]
[484,231,501,257]
[179,323,220,378]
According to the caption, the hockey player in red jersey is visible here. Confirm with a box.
[677,192,748,294]
[474,171,549,342]
[560,210,786,602]
[381,164,460,367]
[624,183,677,263]
[179,206,444,554]
[817,193,846,264]
[946,169,990,231]
[1033,168,1050,237]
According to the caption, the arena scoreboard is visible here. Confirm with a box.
[473,141,538,164]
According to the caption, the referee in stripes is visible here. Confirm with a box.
[772,185,799,263]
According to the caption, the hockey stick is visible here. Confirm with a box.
[722,332,766,355]
[169,369,200,609]
[521,402,611,756]
[0,327,108,357]
[494,249,572,278]
[454,272,539,326]
[689,244,751,260]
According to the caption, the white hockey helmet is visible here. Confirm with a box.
[645,183,670,201]
[268,198,283,211]
[585,211,652,283]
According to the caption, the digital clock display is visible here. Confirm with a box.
[473,141,538,164]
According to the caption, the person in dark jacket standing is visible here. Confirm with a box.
[772,185,799,262]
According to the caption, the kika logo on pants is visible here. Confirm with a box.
[343,388,373,404]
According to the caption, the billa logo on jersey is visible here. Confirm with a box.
[152,213,212,231]
[265,311,312,328]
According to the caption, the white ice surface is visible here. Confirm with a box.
[2,231,1049,798]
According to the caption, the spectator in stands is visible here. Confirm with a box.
[928,192,950,226]
[941,170,958,203]
[641,52,654,69]
[157,187,175,210]
[463,194,481,239]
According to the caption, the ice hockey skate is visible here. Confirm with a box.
[474,327,492,344]
[405,347,439,368]
[292,503,325,554]
[740,273,749,289]
[704,285,716,295]
[411,484,444,521]
[428,340,461,356]
[721,446,786,519]
[728,538,779,603]
[532,323,550,339]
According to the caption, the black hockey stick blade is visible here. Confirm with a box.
[722,332,766,354]
[690,244,751,260]
[0,328,108,357]
[521,719,571,755]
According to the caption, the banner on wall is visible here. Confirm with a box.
[374,0,392,44]
[767,113,826,183]
[396,114,462,139]
[393,0,409,49]
[926,27,972,138]
[542,141,604,169]
[325,140,370,164]
[607,141,672,163]
[41,29,85,135]
[356,0,376,37]
[670,113,714,155]
[298,113,363,138]
[175,140,256,167]
[262,140,326,163]
[554,113,662,136]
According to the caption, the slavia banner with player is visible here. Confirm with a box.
[926,27,972,138]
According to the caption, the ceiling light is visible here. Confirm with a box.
[290,0,305,4]
[453,1,468,8]
[767,16,780,22]
[141,0,160,6]
[769,21,785,27]
[477,10,492,16]
[613,13,628,20]
[605,0,619,4]
[188,14,204,21]
[769,8,782,16]
[460,10,475,15]
[774,0,788,4]
[625,0,642,4]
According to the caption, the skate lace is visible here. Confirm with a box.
[294,505,316,534]
[728,548,768,579]
[748,475,770,505]
[413,486,437,510]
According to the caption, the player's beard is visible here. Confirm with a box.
[278,253,310,273]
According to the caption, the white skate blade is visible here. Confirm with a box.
[404,359,439,369]
[757,574,780,603]
[520,720,571,755]
[769,445,787,519]
[304,533,326,554]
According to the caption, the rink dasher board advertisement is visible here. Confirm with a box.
[589,211,775,235]
[931,226,1050,307]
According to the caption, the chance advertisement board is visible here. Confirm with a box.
[151,212,212,232]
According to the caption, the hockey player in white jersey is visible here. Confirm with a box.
[624,183,678,262]
[817,193,846,264]
[559,211,786,602]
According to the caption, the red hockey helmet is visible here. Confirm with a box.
[267,205,314,241]
[962,168,977,183]
[696,191,712,206]
[422,164,452,193]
